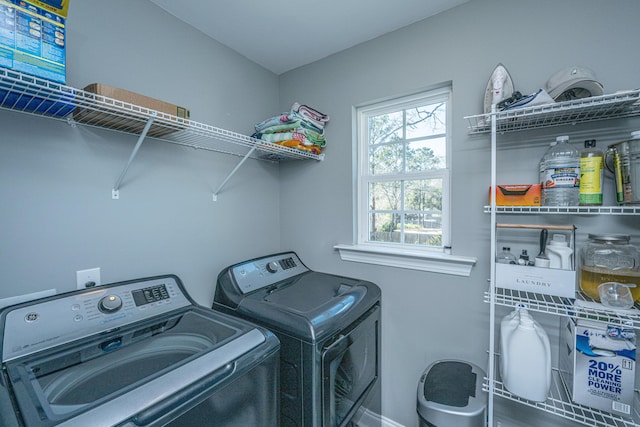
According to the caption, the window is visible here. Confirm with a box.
[356,86,451,251]
[336,84,475,275]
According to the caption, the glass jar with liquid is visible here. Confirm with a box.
[579,234,640,301]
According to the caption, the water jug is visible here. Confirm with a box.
[541,135,580,206]
[499,306,551,402]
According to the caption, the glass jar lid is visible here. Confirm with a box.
[587,233,631,243]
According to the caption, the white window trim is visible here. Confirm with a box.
[338,84,475,275]
[334,244,476,276]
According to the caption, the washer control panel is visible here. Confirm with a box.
[231,252,309,294]
[1,276,191,362]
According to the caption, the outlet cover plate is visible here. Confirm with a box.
[76,268,101,289]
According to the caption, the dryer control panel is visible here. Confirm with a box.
[231,252,309,294]
[1,275,191,361]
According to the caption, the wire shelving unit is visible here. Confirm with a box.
[0,67,323,200]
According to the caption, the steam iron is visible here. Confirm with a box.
[484,63,514,114]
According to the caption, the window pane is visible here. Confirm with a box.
[403,213,442,247]
[369,213,401,243]
[369,181,401,211]
[404,179,442,211]
[358,86,450,251]
[369,143,403,175]
[368,111,403,144]
[406,102,446,139]
[403,179,442,247]
[406,137,446,172]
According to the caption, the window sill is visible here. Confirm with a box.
[334,244,477,276]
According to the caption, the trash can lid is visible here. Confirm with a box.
[424,361,476,407]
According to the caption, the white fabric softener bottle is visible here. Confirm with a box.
[499,306,551,402]
[546,233,573,270]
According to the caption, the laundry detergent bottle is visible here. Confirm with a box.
[499,306,551,402]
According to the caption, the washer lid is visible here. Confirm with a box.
[264,274,365,312]
[4,309,273,427]
[236,271,379,341]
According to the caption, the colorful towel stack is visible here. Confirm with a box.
[252,102,329,155]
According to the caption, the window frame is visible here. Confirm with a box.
[357,87,451,251]
[335,84,476,276]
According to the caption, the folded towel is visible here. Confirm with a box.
[259,120,324,136]
[274,139,322,155]
[291,102,329,122]
[253,129,326,147]
[291,102,329,129]
[255,112,324,134]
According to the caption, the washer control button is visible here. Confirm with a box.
[266,261,279,273]
[98,295,123,313]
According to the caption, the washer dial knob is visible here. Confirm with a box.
[98,294,123,313]
[266,261,279,273]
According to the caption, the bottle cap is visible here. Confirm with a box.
[549,234,568,247]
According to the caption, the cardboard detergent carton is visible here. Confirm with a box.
[489,184,541,206]
[559,317,636,417]
[0,0,69,83]
[0,1,71,116]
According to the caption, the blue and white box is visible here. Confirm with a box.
[0,1,71,117]
[0,0,68,83]
[559,317,636,417]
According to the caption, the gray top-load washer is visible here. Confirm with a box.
[213,251,381,427]
[0,274,280,427]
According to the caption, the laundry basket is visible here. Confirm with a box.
[417,360,487,427]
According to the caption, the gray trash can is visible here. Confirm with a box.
[417,359,487,427]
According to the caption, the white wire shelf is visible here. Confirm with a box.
[484,288,640,329]
[484,205,640,215]
[465,90,640,134]
[0,67,323,162]
[485,368,640,427]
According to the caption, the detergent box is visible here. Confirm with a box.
[0,0,69,83]
[489,184,541,206]
[559,317,636,417]
[0,1,71,116]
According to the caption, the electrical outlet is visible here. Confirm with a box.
[76,268,101,289]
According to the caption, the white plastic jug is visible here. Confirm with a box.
[547,233,573,270]
[499,306,551,402]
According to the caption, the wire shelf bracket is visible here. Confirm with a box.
[212,143,259,201]
[111,113,157,199]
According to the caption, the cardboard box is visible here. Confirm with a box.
[559,317,636,417]
[73,83,190,138]
[489,184,541,206]
[0,1,68,84]
[495,263,577,298]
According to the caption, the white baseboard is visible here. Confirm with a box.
[357,409,405,427]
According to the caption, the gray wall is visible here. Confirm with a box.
[1,1,639,427]
[0,0,282,305]
[278,0,640,426]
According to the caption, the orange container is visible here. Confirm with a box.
[489,184,541,206]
